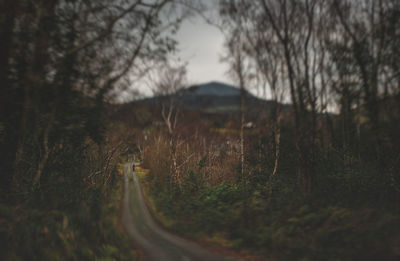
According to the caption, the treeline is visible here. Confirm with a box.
[220,0,400,195]
[140,1,400,260]
[0,0,189,260]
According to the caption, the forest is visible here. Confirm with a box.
[1,0,400,260]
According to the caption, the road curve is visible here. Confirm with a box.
[121,163,238,261]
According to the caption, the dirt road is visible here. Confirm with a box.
[122,163,237,261]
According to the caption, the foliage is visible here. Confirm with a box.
[0,162,137,261]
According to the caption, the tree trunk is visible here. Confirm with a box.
[240,87,245,182]
[0,0,17,190]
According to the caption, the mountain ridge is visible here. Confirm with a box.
[180,81,255,97]
[136,81,285,114]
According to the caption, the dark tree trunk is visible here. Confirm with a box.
[0,0,17,191]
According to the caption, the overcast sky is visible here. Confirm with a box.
[173,9,232,86]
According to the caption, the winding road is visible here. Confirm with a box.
[122,162,238,261]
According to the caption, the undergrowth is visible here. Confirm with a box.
[141,135,400,261]
[0,163,137,261]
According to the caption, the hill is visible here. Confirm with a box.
[182,82,247,97]
[136,81,287,114]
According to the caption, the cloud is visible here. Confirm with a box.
[174,11,232,85]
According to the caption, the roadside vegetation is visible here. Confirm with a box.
[0,123,138,260]
[137,110,400,261]
[119,104,400,261]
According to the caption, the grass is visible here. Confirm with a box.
[135,166,176,228]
